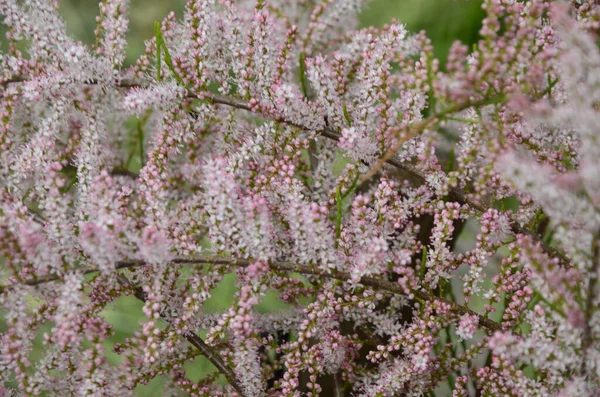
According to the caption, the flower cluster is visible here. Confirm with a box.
[1,0,600,396]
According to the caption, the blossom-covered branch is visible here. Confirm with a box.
[2,74,572,269]
[0,255,503,332]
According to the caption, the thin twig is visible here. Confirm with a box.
[197,89,570,267]
[333,372,343,397]
[357,95,505,185]
[1,256,503,333]
[0,80,559,242]
[385,160,572,269]
[116,273,246,396]
[2,78,570,267]
[0,260,144,294]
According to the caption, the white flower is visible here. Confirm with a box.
[64,44,86,64]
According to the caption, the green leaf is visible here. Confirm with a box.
[342,172,359,200]
[335,185,343,244]
[343,103,352,127]
[137,118,145,166]
[425,51,436,117]
[154,21,185,85]
[446,148,455,173]
[334,172,359,248]
[299,52,309,98]
[419,246,428,280]
[154,22,162,81]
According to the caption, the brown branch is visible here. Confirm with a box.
[110,167,139,178]
[0,260,144,294]
[115,273,246,396]
[193,89,570,267]
[385,160,572,269]
[2,77,570,266]
[0,256,503,333]
[357,95,506,185]
[333,372,343,397]
[356,115,450,187]
[195,87,571,269]
[0,76,23,87]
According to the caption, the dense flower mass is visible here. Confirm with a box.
[1,0,600,395]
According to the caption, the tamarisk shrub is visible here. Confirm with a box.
[1,0,600,395]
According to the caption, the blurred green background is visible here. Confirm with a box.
[53,0,484,66]
[1,0,485,395]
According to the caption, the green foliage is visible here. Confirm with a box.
[154,21,185,84]
[299,52,309,98]
[360,0,484,65]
